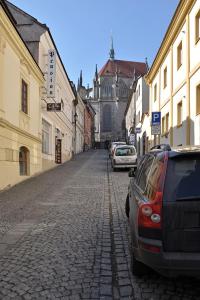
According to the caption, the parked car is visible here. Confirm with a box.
[109,141,126,158]
[126,145,200,277]
[111,145,137,171]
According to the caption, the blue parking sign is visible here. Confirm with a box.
[152,112,161,125]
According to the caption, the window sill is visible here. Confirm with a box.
[19,110,30,119]
[195,37,200,45]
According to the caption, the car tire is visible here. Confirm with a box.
[131,249,150,276]
[125,194,130,218]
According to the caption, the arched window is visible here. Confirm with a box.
[19,146,30,176]
[103,105,112,132]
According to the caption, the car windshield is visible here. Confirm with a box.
[115,147,136,156]
[164,156,200,201]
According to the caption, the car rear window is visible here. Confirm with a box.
[115,147,136,156]
[164,156,200,201]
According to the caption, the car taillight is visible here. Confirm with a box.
[138,191,163,229]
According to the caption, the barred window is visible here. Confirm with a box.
[21,79,28,114]
[42,119,51,154]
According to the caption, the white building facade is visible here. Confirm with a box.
[125,76,150,156]
[146,0,200,148]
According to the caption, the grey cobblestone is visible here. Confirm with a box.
[0,150,199,299]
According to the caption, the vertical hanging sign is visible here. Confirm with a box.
[47,49,56,98]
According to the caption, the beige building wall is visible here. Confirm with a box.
[146,0,200,148]
[0,5,44,190]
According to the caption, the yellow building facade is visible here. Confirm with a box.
[0,1,44,190]
[146,0,200,147]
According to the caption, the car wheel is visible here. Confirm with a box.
[131,249,150,276]
[125,194,130,218]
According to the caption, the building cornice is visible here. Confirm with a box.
[0,118,42,143]
[145,0,195,84]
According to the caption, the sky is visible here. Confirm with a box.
[9,0,179,87]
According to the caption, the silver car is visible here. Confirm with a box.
[109,142,126,158]
[111,145,137,171]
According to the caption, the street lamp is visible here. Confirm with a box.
[73,112,78,155]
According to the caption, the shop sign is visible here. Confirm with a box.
[55,139,62,164]
[47,103,61,111]
[47,49,56,98]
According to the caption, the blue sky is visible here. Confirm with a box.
[9,0,179,87]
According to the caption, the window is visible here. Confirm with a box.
[196,84,200,115]
[195,10,200,43]
[163,67,167,89]
[61,99,64,110]
[177,101,182,126]
[166,113,169,132]
[177,41,182,70]
[154,83,157,102]
[146,157,165,200]
[103,104,112,132]
[138,85,140,97]
[19,146,29,176]
[21,79,28,114]
[162,117,165,134]
[42,119,51,154]
[161,113,169,134]
[137,155,154,191]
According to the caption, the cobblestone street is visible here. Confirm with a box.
[0,150,200,300]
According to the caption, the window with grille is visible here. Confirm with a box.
[21,79,28,114]
[177,101,182,126]
[166,113,169,132]
[42,119,51,154]
[154,84,157,102]
[163,67,167,89]
[196,84,200,115]
[177,41,182,70]
[19,146,29,176]
[195,10,200,43]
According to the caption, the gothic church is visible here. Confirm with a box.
[79,41,148,144]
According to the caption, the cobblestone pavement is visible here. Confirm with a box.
[0,150,200,299]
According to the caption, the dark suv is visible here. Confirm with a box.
[126,145,200,277]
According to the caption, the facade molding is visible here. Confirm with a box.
[0,118,42,143]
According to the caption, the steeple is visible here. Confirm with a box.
[145,57,149,72]
[109,35,115,60]
[80,70,83,87]
[95,64,98,81]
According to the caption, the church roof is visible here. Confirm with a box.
[99,59,147,78]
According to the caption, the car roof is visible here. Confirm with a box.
[149,145,200,159]
[115,145,136,149]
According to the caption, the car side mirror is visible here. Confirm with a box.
[128,167,137,177]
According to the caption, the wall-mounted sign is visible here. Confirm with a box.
[129,134,135,145]
[55,139,62,164]
[135,127,142,134]
[47,103,61,111]
[151,112,161,135]
[47,49,56,98]
[151,124,161,135]
[152,112,161,125]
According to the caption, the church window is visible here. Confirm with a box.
[103,105,112,132]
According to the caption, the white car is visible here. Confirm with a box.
[111,145,137,171]
[109,142,126,158]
